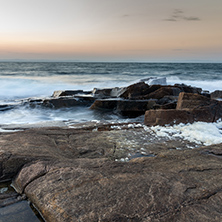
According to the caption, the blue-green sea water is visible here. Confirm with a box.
[0,62,221,126]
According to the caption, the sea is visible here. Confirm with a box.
[0,62,222,145]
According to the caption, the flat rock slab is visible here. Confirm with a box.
[14,147,222,222]
[0,125,222,221]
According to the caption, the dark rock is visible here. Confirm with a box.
[90,99,118,111]
[153,102,177,110]
[145,86,182,100]
[92,88,112,98]
[156,95,178,105]
[174,84,202,94]
[119,82,151,99]
[0,105,15,112]
[201,90,211,98]
[0,200,40,222]
[90,99,157,117]
[92,87,126,99]
[0,153,35,181]
[42,97,92,108]
[120,83,202,101]
[73,95,95,103]
[211,90,222,100]
[116,100,157,117]
[52,90,85,98]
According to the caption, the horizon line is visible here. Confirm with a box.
[0,59,222,64]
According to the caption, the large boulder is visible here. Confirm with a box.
[176,92,212,110]
[119,82,152,99]
[90,99,157,117]
[145,86,182,100]
[145,92,222,126]
[120,83,202,100]
[211,90,222,100]
[116,100,157,117]
[144,108,216,126]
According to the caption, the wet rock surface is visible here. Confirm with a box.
[0,124,222,221]
[145,92,222,126]
[1,81,215,122]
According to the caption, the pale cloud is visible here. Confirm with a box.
[165,9,201,22]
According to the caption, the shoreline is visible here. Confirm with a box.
[1,78,222,221]
[0,123,222,221]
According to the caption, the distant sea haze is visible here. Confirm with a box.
[0,62,221,126]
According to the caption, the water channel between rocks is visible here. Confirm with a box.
[0,181,44,222]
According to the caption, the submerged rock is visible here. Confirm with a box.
[0,104,15,112]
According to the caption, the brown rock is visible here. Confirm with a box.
[144,102,222,126]
[119,82,152,99]
[176,92,212,110]
[1,126,222,221]
[146,86,182,100]
[144,109,194,126]
[13,143,222,222]
[13,161,49,194]
[90,99,118,110]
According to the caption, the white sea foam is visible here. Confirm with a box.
[167,77,222,92]
[0,62,221,128]
[148,121,222,146]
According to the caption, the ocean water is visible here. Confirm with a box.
[0,62,222,132]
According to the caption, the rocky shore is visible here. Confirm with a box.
[1,80,222,221]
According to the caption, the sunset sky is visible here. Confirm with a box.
[0,0,222,62]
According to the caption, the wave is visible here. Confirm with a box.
[167,77,222,92]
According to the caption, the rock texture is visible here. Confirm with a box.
[145,92,222,126]
[211,90,222,100]
[90,99,157,117]
[0,125,222,221]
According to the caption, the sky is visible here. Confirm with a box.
[0,0,222,62]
